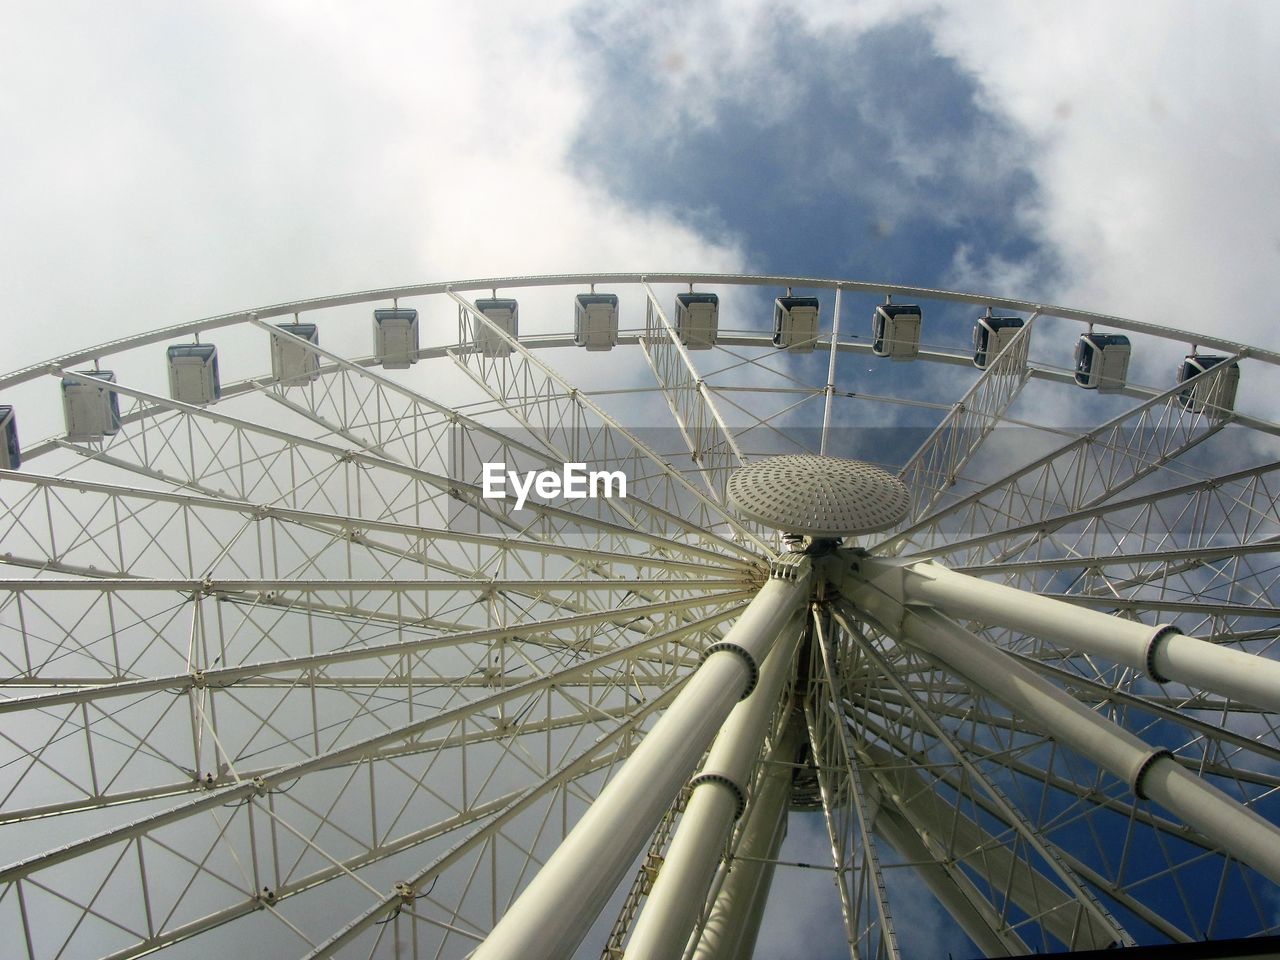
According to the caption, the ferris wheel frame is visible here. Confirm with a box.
[1,272,1279,960]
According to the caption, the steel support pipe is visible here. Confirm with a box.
[691,720,802,960]
[472,560,811,960]
[837,585,1280,885]
[624,612,804,960]
[898,558,1280,714]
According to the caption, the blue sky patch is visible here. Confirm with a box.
[569,12,1054,293]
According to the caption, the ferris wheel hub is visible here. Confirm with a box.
[727,454,911,537]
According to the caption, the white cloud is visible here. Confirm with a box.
[0,1,746,379]
[928,1,1280,373]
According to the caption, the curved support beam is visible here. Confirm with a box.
[899,559,1280,714]
[471,560,812,960]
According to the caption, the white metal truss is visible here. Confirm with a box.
[897,313,1037,526]
[1,273,1279,959]
[636,281,748,506]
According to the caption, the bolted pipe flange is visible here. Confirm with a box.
[702,640,760,699]
[1143,624,1179,683]
[689,770,748,819]
[1131,748,1175,800]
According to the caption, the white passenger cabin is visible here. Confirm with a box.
[675,292,719,349]
[0,405,19,469]
[167,344,221,405]
[773,295,820,352]
[374,308,419,369]
[972,315,1025,369]
[871,304,922,359]
[1178,355,1239,415]
[1074,333,1130,392]
[574,294,619,352]
[474,298,519,357]
[62,370,122,441]
[271,322,320,384]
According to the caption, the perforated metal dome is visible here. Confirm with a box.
[727,455,911,537]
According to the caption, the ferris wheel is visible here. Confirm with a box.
[1,273,1278,960]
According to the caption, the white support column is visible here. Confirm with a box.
[690,720,801,960]
[472,560,811,960]
[624,612,804,960]
[899,558,1280,714]
[838,559,1280,884]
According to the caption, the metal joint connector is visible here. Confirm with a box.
[769,554,806,581]
[1143,624,1179,683]
[702,641,760,698]
[1131,748,1174,800]
[689,771,747,819]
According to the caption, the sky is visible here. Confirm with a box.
[2,1,1280,958]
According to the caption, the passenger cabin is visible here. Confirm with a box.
[1178,355,1239,414]
[675,292,719,349]
[167,344,221,405]
[1074,333,1130,392]
[474,298,519,357]
[373,308,419,369]
[871,304,922,359]
[271,322,320,384]
[773,295,820,352]
[0,405,19,469]
[574,293,619,351]
[62,370,121,441]
[972,315,1025,368]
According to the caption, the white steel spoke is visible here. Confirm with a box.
[830,604,1129,951]
[881,358,1242,564]
[637,280,748,505]
[806,608,900,960]
[897,314,1036,526]
[449,291,770,557]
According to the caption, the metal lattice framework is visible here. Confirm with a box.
[1,273,1278,960]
